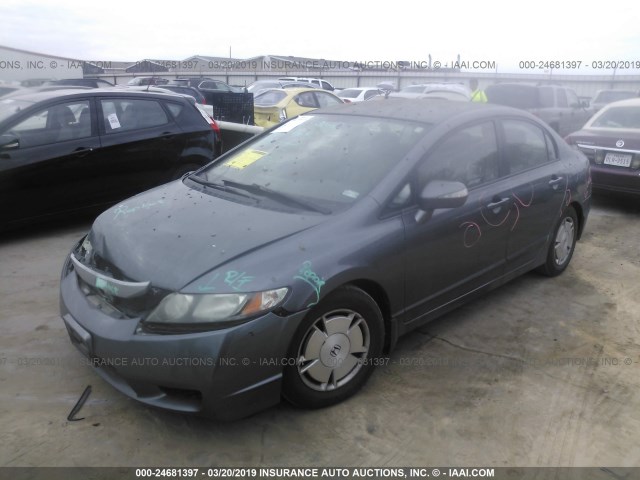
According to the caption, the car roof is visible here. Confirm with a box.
[4,87,190,103]
[595,98,640,108]
[311,97,522,124]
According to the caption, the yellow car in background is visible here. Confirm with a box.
[253,87,344,127]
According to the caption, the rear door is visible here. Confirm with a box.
[0,97,101,224]
[95,96,185,203]
[497,118,567,270]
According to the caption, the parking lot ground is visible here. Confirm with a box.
[1,194,639,467]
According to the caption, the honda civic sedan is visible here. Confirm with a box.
[60,99,591,420]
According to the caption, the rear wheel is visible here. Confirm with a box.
[282,286,384,409]
[537,206,578,277]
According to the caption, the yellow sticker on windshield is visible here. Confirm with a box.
[225,150,267,169]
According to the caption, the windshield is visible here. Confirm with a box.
[197,114,429,213]
[590,106,640,129]
[0,98,33,122]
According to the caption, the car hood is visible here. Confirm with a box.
[86,180,325,291]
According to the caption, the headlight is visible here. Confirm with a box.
[144,288,288,329]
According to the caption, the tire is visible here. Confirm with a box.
[282,286,384,409]
[537,205,578,277]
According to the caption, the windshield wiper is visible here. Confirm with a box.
[187,174,255,200]
[221,180,331,214]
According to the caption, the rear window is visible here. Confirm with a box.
[338,89,362,99]
[590,106,640,129]
[254,90,288,106]
[486,85,539,109]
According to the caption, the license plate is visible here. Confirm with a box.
[604,152,632,167]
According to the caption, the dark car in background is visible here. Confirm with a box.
[60,99,590,420]
[0,89,220,230]
[566,98,640,195]
[486,83,591,136]
[126,77,169,86]
[157,85,207,104]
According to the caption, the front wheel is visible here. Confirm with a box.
[282,286,384,409]
[537,206,578,277]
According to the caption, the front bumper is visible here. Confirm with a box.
[60,262,306,420]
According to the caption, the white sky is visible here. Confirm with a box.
[1,0,640,74]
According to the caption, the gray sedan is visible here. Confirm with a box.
[60,99,591,420]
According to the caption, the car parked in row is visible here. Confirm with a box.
[336,87,382,103]
[392,83,471,101]
[247,80,317,97]
[126,77,169,86]
[60,99,591,420]
[485,83,591,137]
[279,77,335,91]
[157,85,208,105]
[0,89,221,230]
[253,87,343,127]
[566,98,640,195]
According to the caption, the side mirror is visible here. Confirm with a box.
[415,180,468,223]
[0,134,19,150]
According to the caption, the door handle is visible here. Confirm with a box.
[73,147,93,157]
[548,176,564,188]
[486,197,511,210]
[160,132,175,140]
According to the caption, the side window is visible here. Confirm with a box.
[544,131,557,160]
[538,87,555,108]
[295,92,318,108]
[364,90,380,100]
[417,121,499,189]
[315,92,342,108]
[501,119,550,174]
[556,88,568,108]
[566,89,579,107]
[321,81,332,90]
[101,99,168,133]
[9,100,92,147]
[165,102,184,119]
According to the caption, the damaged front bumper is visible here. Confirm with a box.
[59,249,305,420]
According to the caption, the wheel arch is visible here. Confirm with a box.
[570,201,586,240]
[343,279,397,354]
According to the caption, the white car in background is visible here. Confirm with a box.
[336,87,382,103]
[278,77,335,91]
